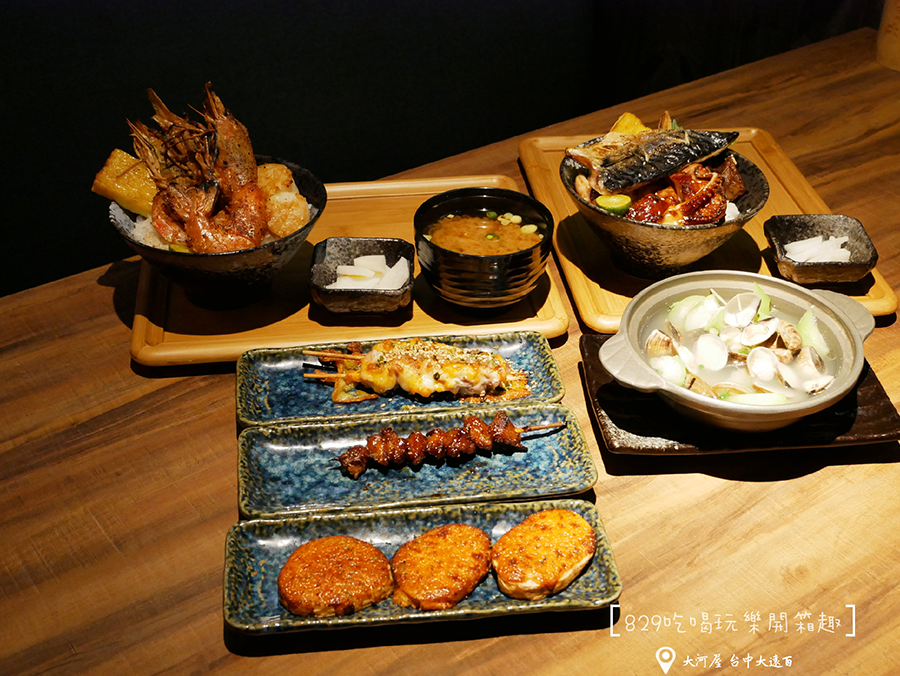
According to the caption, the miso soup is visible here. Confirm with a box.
[427,211,544,256]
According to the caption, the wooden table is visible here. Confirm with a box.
[3,29,900,675]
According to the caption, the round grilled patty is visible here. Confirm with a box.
[491,509,596,601]
[391,523,492,610]
[278,535,393,617]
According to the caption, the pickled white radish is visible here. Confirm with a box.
[327,275,381,289]
[335,265,375,278]
[377,260,410,289]
[352,255,389,272]
[327,256,410,290]
[784,235,850,263]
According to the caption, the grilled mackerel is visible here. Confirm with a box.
[566,128,739,196]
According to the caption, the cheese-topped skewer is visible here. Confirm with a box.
[302,338,530,403]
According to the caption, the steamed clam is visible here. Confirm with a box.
[777,320,803,351]
[723,292,761,328]
[712,381,753,398]
[694,333,729,371]
[740,317,780,347]
[770,347,795,364]
[804,375,836,394]
[642,283,837,406]
[746,346,780,382]
[645,329,676,357]
[796,345,835,393]
[796,345,825,376]
[685,373,717,398]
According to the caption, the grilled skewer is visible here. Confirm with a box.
[302,338,530,403]
[336,410,565,479]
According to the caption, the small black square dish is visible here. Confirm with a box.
[764,214,878,284]
[309,237,414,313]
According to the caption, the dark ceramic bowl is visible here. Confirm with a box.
[413,187,554,308]
[764,214,878,284]
[309,237,414,313]
[560,147,769,278]
[109,158,326,307]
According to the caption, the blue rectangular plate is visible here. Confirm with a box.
[238,403,596,518]
[235,331,565,427]
[223,498,622,633]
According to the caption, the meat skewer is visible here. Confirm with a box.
[300,338,530,403]
[336,410,565,479]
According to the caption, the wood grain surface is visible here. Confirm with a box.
[2,28,900,676]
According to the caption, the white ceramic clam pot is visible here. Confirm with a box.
[600,270,875,432]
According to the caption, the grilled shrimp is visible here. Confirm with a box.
[129,94,211,188]
[156,180,265,254]
[159,182,218,252]
[128,84,268,253]
[202,83,257,200]
[149,188,191,245]
[206,182,267,251]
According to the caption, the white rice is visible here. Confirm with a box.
[132,214,170,250]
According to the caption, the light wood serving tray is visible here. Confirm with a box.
[519,128,897,333]
[130,175,569,367]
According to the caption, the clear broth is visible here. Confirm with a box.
[640,290,837,405]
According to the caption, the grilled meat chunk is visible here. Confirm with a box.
[278,536,393,617]
[391,524,491,610]
[492,509,596,601]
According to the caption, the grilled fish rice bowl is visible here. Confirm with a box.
[560,122,769,279]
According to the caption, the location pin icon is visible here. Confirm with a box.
[656,646,676,674]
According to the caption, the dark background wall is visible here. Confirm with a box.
[0,0,883,298]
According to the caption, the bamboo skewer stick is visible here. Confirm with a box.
[301,349,365,360]
[516,422,566,433]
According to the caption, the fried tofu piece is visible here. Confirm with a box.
[391,524,491,610]
[278,535,393,617]
[92,149,157,217]
[491,509,596,601]
[257,163,310,238]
